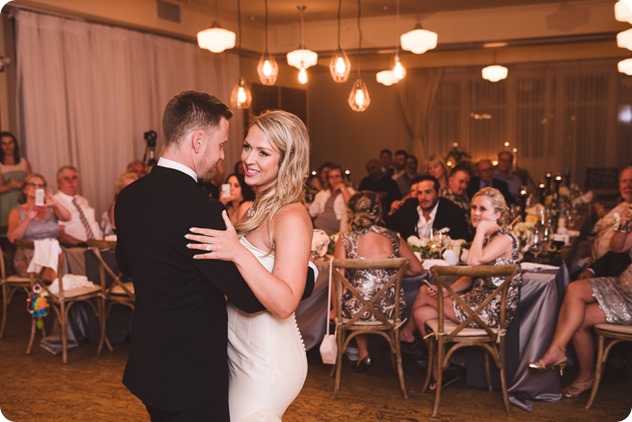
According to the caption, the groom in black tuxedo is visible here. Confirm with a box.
[116,91,275,421]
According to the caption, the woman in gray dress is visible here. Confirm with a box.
[530,203,632,398]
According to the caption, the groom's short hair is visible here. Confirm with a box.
[162,90,233,147]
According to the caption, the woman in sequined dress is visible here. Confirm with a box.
[530,203,632,398]
[334,191,423,371]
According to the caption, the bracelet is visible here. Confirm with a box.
[614,225,632,233]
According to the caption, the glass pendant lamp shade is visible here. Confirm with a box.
[481,64,508,82]
[287,49,318,69]
[197,21,236,53]
[330,49,351,83]
[400,23,438,54]
[376,70,397,86]
[617,28,632,50]
[257,52,278,85]
[618,58,632,75]
[615,1,632,23]
[230,77,252,109]
[348,79,370,112]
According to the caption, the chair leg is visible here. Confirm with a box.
[586,333,606,409]
[431,339,444,418]
[0,290,7,338]
[422,339,434,392]
[394,336,408,398]
[498,348,512,416]
[26,318,37,354]
[484,352,492,392]
[60,305,68,364]
[97,299,113,355]
[332,332,346,399]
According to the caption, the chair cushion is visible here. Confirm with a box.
[5,275,31,284]
[110,282,134,296]
[595,323,632,335]
[342,318,392,326]
[426,318,498,337]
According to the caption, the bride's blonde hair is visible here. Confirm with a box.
[235,110,309,250]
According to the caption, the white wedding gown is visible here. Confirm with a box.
[226,237,309,422]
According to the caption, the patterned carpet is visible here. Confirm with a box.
[0,295,630,421]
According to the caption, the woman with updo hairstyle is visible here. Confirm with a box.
[401,186,522,389]
[334,191,423,372]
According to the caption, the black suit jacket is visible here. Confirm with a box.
[385,197,472,241]
[467,176,516,205]
[115,166,266,413]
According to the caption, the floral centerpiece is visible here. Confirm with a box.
[311,229,331,257]
[512,221,535,256]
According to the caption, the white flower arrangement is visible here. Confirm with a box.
[512,221,535,255]
[311,229,331,257]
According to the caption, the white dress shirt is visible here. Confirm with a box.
[416,201,439,239]
[54,191,103,241]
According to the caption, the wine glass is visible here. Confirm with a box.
[529,230,545,263]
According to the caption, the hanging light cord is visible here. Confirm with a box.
[214,0,219,20]
[237,0,242,50]
[337,0,342,48]
[396,0,401,55]
[299,3,305,49]
[264,0,269,52]
[356,0,362,76]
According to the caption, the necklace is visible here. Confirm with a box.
[246,205,256,219]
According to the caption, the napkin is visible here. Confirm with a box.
[572,191,593,206]
[105,234,118,242]
[26,238,62,274]
[311,229,330,257]
[46,274,96,295]
[442,249,459,266]
[423,259,449,269]
[520,262,559,272]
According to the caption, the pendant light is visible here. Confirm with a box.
[376,70,397,86]
[329,0,350,83]
[481,49,508,82]
[286,4,318,85]
[617,28,632,50]
[197,0,236,53]
[257,0,278,85]
[348,0,370,112]
[615,1,632,23]
[400,0,438,54]
[230,0,252,109]
[618,58,632,75]
[392,0,406,82]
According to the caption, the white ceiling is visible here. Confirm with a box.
[183,0,601,25]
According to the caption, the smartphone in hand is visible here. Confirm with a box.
[35,188,45,206]
[221,183,231,199]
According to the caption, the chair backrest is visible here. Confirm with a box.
[332,257,409,327]
[87,239,133,299]
[429,264,519,342]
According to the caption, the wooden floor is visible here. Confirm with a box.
[0,294,631,422]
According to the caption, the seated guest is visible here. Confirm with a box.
[494,151,522,203]
[467,159,516,205]
[379,148,395,178]
[7,173,71,277]
[426,155,449,192]
[334,191,423,371]
[402,187,522,389]
[309,164,355,235]
[359,159,401,219]
[219,173,255,225]
[385,175,471,242]
[591,166,632,260]
[441,164,472,216]
[53,166,103,246]
[126,160,147,178]
[392,149,408,181]
[102,171,139,236]
[309,161,333,193]
[395,154,419,197]
[530,205,632,398]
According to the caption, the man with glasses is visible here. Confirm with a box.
[54,165,103,246]
[467,159,515,205]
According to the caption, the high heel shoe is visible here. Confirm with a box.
[352,355,372,373]
[528,357,568,376]
[562,379,593,398]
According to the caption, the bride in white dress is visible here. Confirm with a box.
[187,110,314,421]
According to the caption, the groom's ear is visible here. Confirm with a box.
[190,130,205,154]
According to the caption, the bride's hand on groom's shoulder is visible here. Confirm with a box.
[186,210,241,261]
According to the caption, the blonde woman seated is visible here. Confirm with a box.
[402,187,522,388]
[334,190,423,371]
[529,203,632,398]
[219,173,255,225]
[103,171,139,235]
[426,154,449,192]
[7,173,71,278]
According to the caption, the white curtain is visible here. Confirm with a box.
[14,10,242,216]
[396,68,443,164]
[426,60,631,190]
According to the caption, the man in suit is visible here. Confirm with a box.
[385,174,472,241]
[359,158,402,219]
[467,158,516,205]
[115,91,304,421]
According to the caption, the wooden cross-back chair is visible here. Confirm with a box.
[331,257,410,399]
[425,264,520,418]
[87,239,133,354]
[17,239,106,364]
[585,323,632,409]
[0,245,33,338]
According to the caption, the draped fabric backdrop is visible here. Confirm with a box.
[14,10,241,217]
[425,60,631,188]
